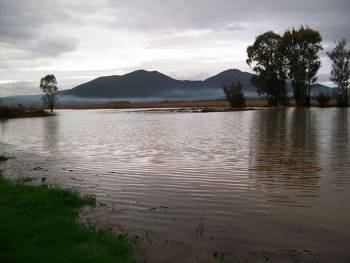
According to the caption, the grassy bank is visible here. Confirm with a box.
[0,175,135,263]
[0,106,51,119]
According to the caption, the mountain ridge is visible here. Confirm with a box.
[62,68,271,99]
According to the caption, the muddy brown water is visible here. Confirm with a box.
[1,108,349,262]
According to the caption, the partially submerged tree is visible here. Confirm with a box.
[280,26,322,107]
[317,92,331,107]
[223,81,246,107]
[247,31,287,106]
[327,39,350,107]
[40,74,58,112]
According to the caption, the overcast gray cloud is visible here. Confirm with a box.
[32,37,78,57]
[0,81,41,97]
[0,0,349,96]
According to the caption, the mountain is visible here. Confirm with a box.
[2,69,333,106]
[62,69,259,100]
[308,83,334,96]
[204,69,255,92]
[63,70,181,98]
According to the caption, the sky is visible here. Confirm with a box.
[0,0,349,96]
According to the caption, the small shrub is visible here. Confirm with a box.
[223,81,246,107]
[317,92,331,107]
[0,155,9,162]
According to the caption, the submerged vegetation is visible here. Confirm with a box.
[0,175,135,263]
[0,155,9,162]
[317,92,332,107]
[0,105,51,119]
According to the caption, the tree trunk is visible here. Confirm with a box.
[293,89,299,107]
[345,86,348,107]
[306,82,311,107]
[292,85,299,107]
[295,89,302,107]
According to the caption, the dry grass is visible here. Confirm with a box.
[59,99,268,109]
[57,97,350,110]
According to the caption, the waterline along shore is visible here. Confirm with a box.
[55,98,349,110]
[0,156,135,263]
[0,106,52,119]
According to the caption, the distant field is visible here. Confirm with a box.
[57,98,347,109]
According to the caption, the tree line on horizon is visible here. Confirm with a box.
[243,25,350,107]
[224,26,350,108]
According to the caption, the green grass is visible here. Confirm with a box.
[0,176,135,263]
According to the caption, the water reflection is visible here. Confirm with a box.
[42,116,60,153]
[0,109,349,261]
[0,118,9,137]
[248,109,321,205]
[328,109,350,189]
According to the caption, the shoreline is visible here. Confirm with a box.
[0,107,53,119]
[2,153,350,262]
[132,106,268,113]
[55,98,349,110]
[0,156,135,263]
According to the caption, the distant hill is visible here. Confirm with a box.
[62,69,262,99]
[62,70,179,98]
[1,69,333,106]
[308,83,335,96]
[62,69,332,100]
[204,69,255,92]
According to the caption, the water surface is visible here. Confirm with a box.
[1,108,349,262]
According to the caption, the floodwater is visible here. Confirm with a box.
[1,108,349,262]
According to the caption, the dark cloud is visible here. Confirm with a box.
[2,0,349,42]
[0,0,67,43]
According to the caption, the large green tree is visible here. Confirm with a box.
[40,74,58,112]
[280,26,323,107]
[247,31,287,106]
[327,39,350,107]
